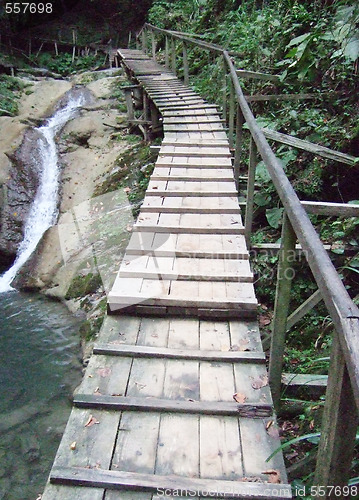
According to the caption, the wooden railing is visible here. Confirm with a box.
[134,23,359,494]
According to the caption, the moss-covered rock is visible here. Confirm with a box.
[65,272,102,300]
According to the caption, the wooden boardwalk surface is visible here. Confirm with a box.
[42,49,291,499]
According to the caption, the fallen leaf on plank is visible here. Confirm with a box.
[233,392,247,404]
[251,374,268,389]
[85,415,100,427]
[262,469,281,484]
[97,367,111,378]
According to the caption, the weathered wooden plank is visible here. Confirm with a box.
[125,231,249,259]
[263,128,358,166]
[93,343,266,362]
[74,394,273,417]
[50,466,293,498]
[301,200,359,216]
[200,416,243,479]
[236,69,279,83]
[156,414,199,476]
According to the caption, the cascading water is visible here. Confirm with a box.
[0,91,85,292]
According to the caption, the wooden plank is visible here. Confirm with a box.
[93,343,266,363]
[236,69,279,83]
[301,200,359,216]
[73,394,273,417]
[240,418,288,482]
[200,416,243,479]
[50,466,293,498]
[133,224,244,235]
[119,254,253,283]
[263,128,357,166]
[125,231,249,259]
[245,92,337,102]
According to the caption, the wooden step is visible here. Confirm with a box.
[134,212,244,234]
[118,254,252,282]
[141,195,241,214]
[93,343,266,362]
[125,231,249,259]
[74,394,271,416]
[156,156,233,167]
[108,277,258,316]
[50,466,292,499]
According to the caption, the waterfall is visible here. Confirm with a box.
[0,92,85,292]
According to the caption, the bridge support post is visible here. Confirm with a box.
[165,36,170,68]
[244,138,257,248]
[269,213,296,411]
[151,31,156,61]
[222,57,227,121]
[142,29,148,54]
[171,38,176,74]
[313,335,358,498]
[228,79,235,149]
[183,42,189,86]
[233,106,244,185]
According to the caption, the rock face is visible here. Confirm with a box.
[0,79,71,262]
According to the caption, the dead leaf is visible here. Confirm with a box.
[262,469,281,484]
[233,392,247,404]
[111,393,123,397]
[97,367,111,378]
[123,187,131,193]
[259,315,271,327]
[94,387,101,395]
[85,415,100,427]
[266,425,280,439]
[266,420,274,430]
[70,441,77,450]
[251,374,268,390]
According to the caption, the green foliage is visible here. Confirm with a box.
[0,74,25,116]
[30,52,103,76]
[65,272,102,300]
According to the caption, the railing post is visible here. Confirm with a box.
[124,88,134,121]
[165,36,170,69]
[151,30,156,61]
[244,138,257,247]
[313,333,358,497]
[234,106,244,184]
[222,56,227,121]
[228,78,235,149]
[142,29,148,54]
[171,38,176,74]
[182,42,189,86]
[269,213,296,411]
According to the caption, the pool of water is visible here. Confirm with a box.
[0,291,83,500]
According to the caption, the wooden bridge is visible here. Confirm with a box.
[43,25,359,500]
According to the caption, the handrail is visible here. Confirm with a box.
[134,23,359,490]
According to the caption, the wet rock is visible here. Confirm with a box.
[18,430,40,463]
[0,478,10,500]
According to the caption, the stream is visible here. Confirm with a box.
[0,87,89,499]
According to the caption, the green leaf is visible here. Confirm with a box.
[254,192,272,207]
[266,432,321,462]
[266,208,284,229]
[255,161,271,183]
[286,32,311,49]
[344,38,359,61]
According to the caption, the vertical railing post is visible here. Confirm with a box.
[222,56,227,121]
[313,332,358,498]
[234,106,244,186]
[171,37,176,74]
[151,30,156,61]
[182,42,189,86]
[142,28,148,54]
[244,138,257,247]
[165,36,170,69]
[136,34,140,50]
[269,213,296,411]
[228,78,235,149]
